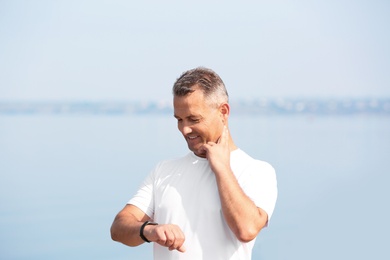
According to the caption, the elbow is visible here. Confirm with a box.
[235,219,267,243]
[110,221,139,247]
[236,227,260,243]
[110,220,125,243]
[232,206,269,242]
[110,225,119,242]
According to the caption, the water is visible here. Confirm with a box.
[0,114,389,259]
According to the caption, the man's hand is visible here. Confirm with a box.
[143,224,186,252]
[199,125,231,175]
[197,126,267,242]
[111,205,186,252]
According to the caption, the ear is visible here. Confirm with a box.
[219,103,230,123]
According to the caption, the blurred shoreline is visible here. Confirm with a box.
[1,98,389,116]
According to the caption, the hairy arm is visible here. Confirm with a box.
[111,204,186,252]
[200,126,268,242]
[214,168,268,242]
[110,204,151,246]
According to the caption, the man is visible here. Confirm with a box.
[111,67,278,259]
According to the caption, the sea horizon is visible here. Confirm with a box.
[1,97,390,116]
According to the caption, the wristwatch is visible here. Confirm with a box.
[140,221,158,243]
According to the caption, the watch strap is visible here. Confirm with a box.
[140,221,158,243]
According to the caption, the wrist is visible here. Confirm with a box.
[140,221,158,243]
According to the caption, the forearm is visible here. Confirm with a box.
[215,169,267,242]
[111,205,186,252]
[200,126,267,241]
[110,206,150,246]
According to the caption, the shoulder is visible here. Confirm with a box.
[152,152,194,173]
[157,152,193,166]
[232,149,276,178]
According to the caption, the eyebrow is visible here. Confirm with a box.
[173,114,202,119]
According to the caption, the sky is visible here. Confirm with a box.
[0,0,389,102]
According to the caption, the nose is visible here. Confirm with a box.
[182,125,192,135]
[179,123,192,135]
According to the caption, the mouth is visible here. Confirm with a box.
[186,135,200,141]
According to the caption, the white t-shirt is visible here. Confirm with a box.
[128,149,277,260]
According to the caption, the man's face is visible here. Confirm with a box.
[173,88,224,158]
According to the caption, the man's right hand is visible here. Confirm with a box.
[111,205,186,252]
[143,224,186,252]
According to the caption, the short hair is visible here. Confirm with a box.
[172,67,229,106]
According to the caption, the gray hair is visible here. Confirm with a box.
[172,67,229,106]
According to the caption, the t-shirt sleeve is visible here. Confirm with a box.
[127,166,157,219]
[241,161,278,224]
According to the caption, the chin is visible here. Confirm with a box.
[187,144,204,156]
[194,152,206,158]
